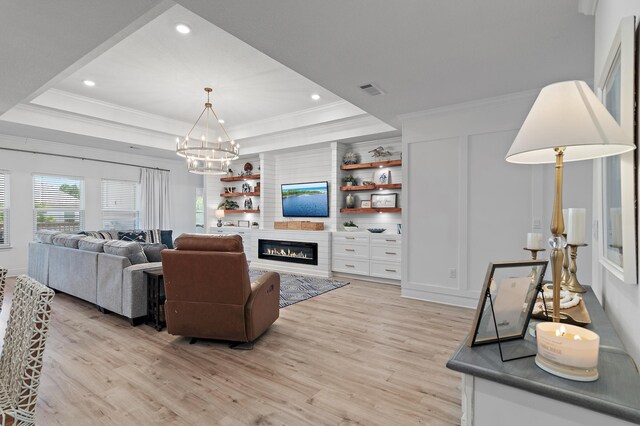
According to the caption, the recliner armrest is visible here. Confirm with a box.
[245,272,280,341]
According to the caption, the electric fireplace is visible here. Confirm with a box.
[258,239,318,265]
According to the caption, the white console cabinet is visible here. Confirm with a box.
[332,232,401,283]
[209,227,255,261]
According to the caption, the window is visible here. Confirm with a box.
[0,172,9,247]
[33,174,84,235]
[195,187,204,233]
[101,179,139,230]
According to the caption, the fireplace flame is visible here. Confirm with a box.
[265,247,310,259]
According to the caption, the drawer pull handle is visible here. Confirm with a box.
[385,269,397,272]
[345,264,355,268]
[345,249,355,252]
[385,251,396,255]
[385,239,396,242]
[346,237,355,240]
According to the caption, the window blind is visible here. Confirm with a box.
[0,173,9,246]
[33,174,84,235]
[101,179,139,230]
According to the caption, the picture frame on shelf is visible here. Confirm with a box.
[371,193,396,208]
[372,169,390,185]
[237,220,250,228]
[467,260,547,347]
[361,200,371,208]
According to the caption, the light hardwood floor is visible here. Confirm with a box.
[3,276,472,425]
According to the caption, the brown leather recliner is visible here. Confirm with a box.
[161,233,280,342]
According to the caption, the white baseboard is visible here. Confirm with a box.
[332,272,400,286]
[6,267,27,277]
[401,287,477,309]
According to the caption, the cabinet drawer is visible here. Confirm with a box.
[333,243,369,259]
[370,245,401,261]
[370,234,401,247]
[370,261,401,280]
[332,258,369,275]
[333,234,369,245]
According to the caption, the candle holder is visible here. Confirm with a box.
[564,243,588,293]
[523,248,546,260]
[561,233,570,287]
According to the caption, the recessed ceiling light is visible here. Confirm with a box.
[83,80,96,87]
[175,24,191,34]
[311,94,320,101]
[218,119,225,124]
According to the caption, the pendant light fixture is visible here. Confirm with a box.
[176,87,240,174]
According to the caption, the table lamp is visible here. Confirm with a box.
[215,209,225,227]
[506,81,633,377]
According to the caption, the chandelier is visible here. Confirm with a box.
[176,87,240,174]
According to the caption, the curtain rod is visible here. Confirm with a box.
[0,147,171,172]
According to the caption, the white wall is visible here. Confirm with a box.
[400,91,593,307]
[592,0,640,364]
[0,134,199,275]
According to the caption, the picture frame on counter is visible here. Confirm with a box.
[371,193,397,208]
[467,260,547,348]
[361,200,371,208]
[372,168,390,185]
[237,220,250,228]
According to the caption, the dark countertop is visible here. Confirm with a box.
[447,287,640,423]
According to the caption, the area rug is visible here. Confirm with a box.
[249,269,349,308]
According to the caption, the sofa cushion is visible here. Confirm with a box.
[174,234,243,252]
[53,232,78,248]
[35,230,61,244]
[140,243,167,262]
[80,230,118,240]
[104,240,148,265]
[78,237,107,252]
[118,230,147,243]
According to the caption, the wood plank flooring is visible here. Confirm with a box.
[2,277,472,425]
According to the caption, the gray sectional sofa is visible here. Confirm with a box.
[28,231,167,324]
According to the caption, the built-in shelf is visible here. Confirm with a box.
[340,183,402,191]
[220,191,260,198]
[223,209,260,214]
[340,159,402,170]
[340,208,401,213]
[220,174,261,182]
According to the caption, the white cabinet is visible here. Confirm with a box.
[332,232,401,283]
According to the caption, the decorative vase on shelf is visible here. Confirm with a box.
[345,193,355,209]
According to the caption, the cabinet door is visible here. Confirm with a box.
[332,258,369,275]
[370,261,401,280]
[370,245,401,261]
[333,243,370,259]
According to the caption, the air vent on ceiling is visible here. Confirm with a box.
[359,82,385,96]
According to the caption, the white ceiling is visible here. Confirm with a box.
[54,5,344,126]
[0,1,595,156]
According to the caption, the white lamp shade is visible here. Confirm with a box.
[506,81,634,164]
[215,209,225,218]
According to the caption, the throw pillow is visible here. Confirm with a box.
[145,229,161,244]
[118,230,147,243]
[78,237,107,252]
[160,230,174,249]
[104,240,148,265]
[140,243,167,262]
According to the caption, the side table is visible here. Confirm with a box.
[144,268,166,331]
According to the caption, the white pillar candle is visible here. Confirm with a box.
[567,208,586,245]
[526,232,543,250]
[610,207,622,247]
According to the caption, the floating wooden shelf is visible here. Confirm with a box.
[220,191,260,198]
[340,159,402,170]
[340,208,401,213]
[220,174,261,182]
[223,209,260,214]
[340,183,402,191]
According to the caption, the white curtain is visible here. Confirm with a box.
[139,168,172,229]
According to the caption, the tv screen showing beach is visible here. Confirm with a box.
[281,181,329,217]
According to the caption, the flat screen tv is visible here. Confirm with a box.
[281,181,329,217]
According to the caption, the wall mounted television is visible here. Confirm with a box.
[281,181,329,217]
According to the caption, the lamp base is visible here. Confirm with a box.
[535,354,598,382]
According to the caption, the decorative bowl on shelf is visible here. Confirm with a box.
[367,228,386,233]
[343,226,359,232]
